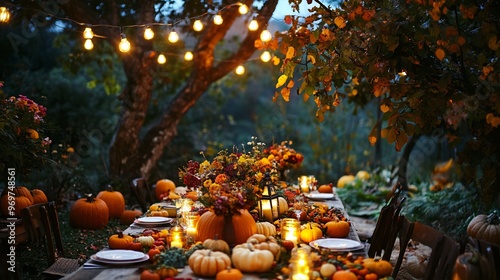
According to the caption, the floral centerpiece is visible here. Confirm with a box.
[264,140,304,181]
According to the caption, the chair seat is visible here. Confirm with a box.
[42,257,81,278]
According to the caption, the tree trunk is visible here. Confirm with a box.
[397,135,420,190]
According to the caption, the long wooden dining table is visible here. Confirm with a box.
[61,192,365,280]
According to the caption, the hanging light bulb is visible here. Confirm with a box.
[84,39,94,50]
[260,51,271,62]
[83,27,94,39]
[238,4,249,15]
[119,34,131,53]
[248,19,259,31]
[235,65,245,75]
[157,54,166,64]
[260,29,272,42]
[144,27,154,40]
[0,7,10,23]
[184,51,193,61]
[168,29,179,43]
[213,14,223,25]
[193,19,204,32]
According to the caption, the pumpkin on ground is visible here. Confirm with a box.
[300,222,323,243]
[196,209,256,246]
[203,235,230,254]
[69,194,109,230]
[97,185,125,219]
[30,189,48,204]
[120,209,143,225]
[216,267,243,280]
[188,249,231,277]
[325,220,350,238]
[108,231,134,249]
[155,179,176,201]
[2,185,34,204]
[232,243,275,273]
[0,193,32,217]
[363,257,393,277]
[256,221,277,237]
[467,211,500,245]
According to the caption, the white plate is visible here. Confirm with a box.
[310,238,364,251]
[95,250,146,261]
[305,193,335,200]
[91,254,149,265]
[136,217,172,224]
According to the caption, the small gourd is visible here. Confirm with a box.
[325,219,350,238]
[300,222,323,243]
[188,249,232,277]
[246,234,281,259]
[256,221,277,237]
[108,231,134,249]
[467,211,500,245]
[203,235,230,254]
[363,257,393,277]
[232,243,274,273]
[216,267,243,280]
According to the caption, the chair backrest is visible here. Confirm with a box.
[393,216,461,280]
[367,182,406,260]
[131,178,155,212]
[468,237,500,280]
[21,201,64,266]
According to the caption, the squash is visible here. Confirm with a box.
[333,270,358,280]
[69,194,109,230]
[452,251,495,280]
[203,235,230,254]
[108,231,134,249]
[256,221,277,237]
[277,196,289,214]
[363,257,393,277]
[120,209,143,225]
[467,211,500,245]
[0,193,32,217]
[320,263,337,278]
[325,220,350,238]
[188,249,232,277]
[155,266,178,278]
[300,222,323,243]
[30,189,48,204]
[232,243,275,273]
[318,184,333,193]
[337,175,355,188]
[196,209,257,246]
[216,267,243,280]
[97,185,125,219]
[140,269,160,280]
[246,234,281,259]
[155,179,176,200]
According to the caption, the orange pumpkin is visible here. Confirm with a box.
[333,270,358,280]
[120,209,143,225]
[300,222,323,243]
[318,184,333,193]
[0,193,32,217]
[30,189,48,204]
[155,179,176,200]
[108,231,134,249]
[2,185,34,204]
[140,269,160,280]
[97,185,125,219]
[325,220,350,238]
[363,257,393,277]
[196,209,257,246]
[216,267,243,280]
[69,194,109,229]
[467,211,500,245]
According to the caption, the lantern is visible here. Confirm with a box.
[170,225,184,248]
[0,7,10,23]
[258,172,280,221]
[281,218,300,245]
[290,247,313,279]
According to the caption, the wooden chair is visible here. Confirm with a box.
[367,182,406,260]
[392,216,461,280]
[21,202,80,279]
[131,177,155,212]
[468,237,500,280]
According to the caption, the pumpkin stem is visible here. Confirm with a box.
[84,193,96,203]
[117,231,124,238]
[106,184,114,192]
[487,211,499,225]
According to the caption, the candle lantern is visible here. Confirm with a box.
[298,175,310,193]
[281,218,300,245]
[170,225,184,248]
[290,247,313,279]
[184,211,199,244]
[258,172,280,222]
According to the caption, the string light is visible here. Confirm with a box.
[213,14,223,25]
[238,4,249,15]
[248,19,259,31]
[84,39,94,50]
[193,19,204,32]
[184,51,193,61]
[0,7,10,23]
[260,29,272,42]
[119,34,131,52]
[235,65,245,75]
[260,51,271,62]
[157,54,166,64]
[144,27,154,40]
[83,27,94,39]
[168,29,179,43]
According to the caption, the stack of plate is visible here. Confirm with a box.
[133,216,173,227]
[310,238,365,252]
[91,250,149,265]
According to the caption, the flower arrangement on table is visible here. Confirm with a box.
[0,83,52,178]
[263,140,304,182]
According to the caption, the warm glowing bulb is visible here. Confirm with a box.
[168,31,179,43]
[213,14,223,25]
[144,27,154,40]
[119,37,131,53]
[157,54,166,64]
[260,51,271,62]
[84,39,94,50]
[260,29,272,42]
[83,27,94,39]
[184,51,193,61]
[235,65,245,75]
[238,4,249,15]
[398,70,407,76]
[193,20,204,32]
[248,19,259,31]
[0,7,10,23]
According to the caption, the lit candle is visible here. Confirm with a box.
[299,175,310,193]
[170,238,183,249]
[282,218,300,245]
[261,200,273,221]
[170,226,184,248]
[292,273,309,280]
[291,248,312,279]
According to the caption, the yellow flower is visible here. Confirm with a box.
[203,179,212,188]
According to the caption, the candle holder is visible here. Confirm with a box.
[170,225,185,249]
[184,211,199,244]
[290,247,313,279]
[258,172,280,221]
[281,218,300,245]
[298,175,310,193]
